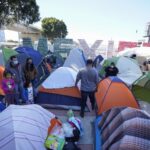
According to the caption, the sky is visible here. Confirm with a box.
[34,0,150,43]
[3,0,150,43]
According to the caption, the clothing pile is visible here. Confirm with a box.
[45,110,83,150]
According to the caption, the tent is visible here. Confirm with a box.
[63,48,86,71]
[95,107,150,150]
[2,48,18,65]
[36,67,82,110]
[95,77,139,115]
[117,47,150,65]
[100,56,143,86]
[117,47,150,58]
[0,102,6,112]
[15,46,42,67]
[0,104,55,150]
[132,72,150,103]
[93,55,103,72]
[93,55,103,65]
[46,52,64,68]
[42,67,78,89]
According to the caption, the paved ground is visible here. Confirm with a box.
[46,100,150,150]
[139,100,150,114]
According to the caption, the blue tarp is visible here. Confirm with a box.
[95,116,102,150]
[15,46,42,67]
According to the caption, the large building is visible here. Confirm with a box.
[0,23,41,43]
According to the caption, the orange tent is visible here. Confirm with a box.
[0,66,5,95]
[37,86,82,109]
[95,77,139,115]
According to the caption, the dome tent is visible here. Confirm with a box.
[95,107,150,150]
[15,46,42,67]
[95,77,139,115]
[37,67,82,110]
[132,71,150,103]
[100,56,142,86]
[42,67,77,89]
[0,105,55,150]
[63,48,86,71]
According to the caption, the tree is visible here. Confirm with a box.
[42,17,68,41]
[0,0,40,27]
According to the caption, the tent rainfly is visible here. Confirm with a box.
[0,104,55,150]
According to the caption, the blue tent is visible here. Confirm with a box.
[0,101,6,112]
[15,46,42,67]
[93,55,103,66]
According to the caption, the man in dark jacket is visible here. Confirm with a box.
[75,59,99,118]
[105,62,119,77]
[6,55,24,104]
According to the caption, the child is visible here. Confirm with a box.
[23,81,34,104]
[2,71,15,105]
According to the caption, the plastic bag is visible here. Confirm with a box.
[68,117,84,136]
[62,122,74,138]
[45,135,65,150]
[67,109,74,118]
[50,125,65,139]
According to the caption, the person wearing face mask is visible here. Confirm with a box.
[105,62,119,77]
[6,55,24,104]
[23,58,38,87]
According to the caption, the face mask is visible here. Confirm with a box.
[28,61,32,64]
[13,60,18,65]
[111,65,114,68]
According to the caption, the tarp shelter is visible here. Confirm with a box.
[95,107,150,150]
[63,48,86,71]
[132,71,150,103]
[15,46,42,67]
[37,67,81,110]
[0,104,55,150]
[2,48,18,65]
[95,77,139,115]
[100,56,143,86]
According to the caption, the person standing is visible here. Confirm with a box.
[23,58,38,87]
[22,81,35,104]
[6,55,24,104]
[105,62,119,77]
[75,59,99,118]
[2,71,15,105]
